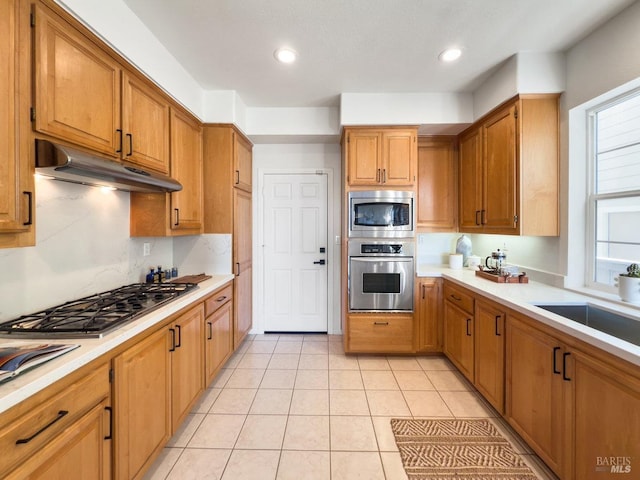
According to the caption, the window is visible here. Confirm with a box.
[588,90,640,289]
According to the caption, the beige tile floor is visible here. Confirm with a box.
[143,334,558,480]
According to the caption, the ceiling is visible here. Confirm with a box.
[122,0,635,108]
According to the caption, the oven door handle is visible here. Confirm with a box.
[349,257,413,263]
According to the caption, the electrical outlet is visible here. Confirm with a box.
[143,243,151,256]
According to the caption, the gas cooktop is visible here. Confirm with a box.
[0,283,198,338]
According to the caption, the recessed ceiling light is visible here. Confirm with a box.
[274,47,297,64]
[439,48,462,63]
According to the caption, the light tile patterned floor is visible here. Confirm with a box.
[144,334,558,480]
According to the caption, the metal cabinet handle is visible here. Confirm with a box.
[376,168,381,183]
[562,352,572,381]
[552,346,561,374]
[207,321,213,340]
[422,284,426,299]
[450,294,462,301]
[235,170,240,185]
[23,191,33,225]
[383,169,387,183]
[373,321,389,326]
[16,410,69,444]
[475,210,481,226]
[174,208,180,226]
[235,262,240,276]
[466,318,472,336]
[169,328,176,352]
[481,210,486,225]
[116,129,123,153]
[495,315,501,336]
[216,295,227,302]
[104,406,113,440]
[126,133,133,156]
[175,324,182,348]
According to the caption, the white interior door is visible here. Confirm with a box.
[262,173,328,332]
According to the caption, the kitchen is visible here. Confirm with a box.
[1,0,640,479]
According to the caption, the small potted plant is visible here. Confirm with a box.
[617,263,640,303]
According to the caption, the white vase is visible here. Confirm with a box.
[617,276,640,303]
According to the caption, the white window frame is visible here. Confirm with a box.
[585,88,640,292]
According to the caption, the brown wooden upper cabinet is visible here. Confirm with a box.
[458,94,559,236]
[33,3,170,174]
[416,137,457,231]
[0,0,35,249]
[344,127,417,187]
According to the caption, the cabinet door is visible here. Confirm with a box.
[506,316,565,476]
[382,130,415,186]
[474,300,505,413]
[121,71,170,174]
[113,327,171,480]
[416,137,457,231]
[458,127,483,231]
[170,109,203,233]
[573,352,640,480]
[443,301,474,381]
[482,104,518,232]
[0,0,32,236]
[416,278,442,352]
[205,301,233,386]
[234,131,252,192]
[347,130,381,186]
[34,4,120,156]
[171,305,204,431]
[5,400,111,480]
[234,188,252,348]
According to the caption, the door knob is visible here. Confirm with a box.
[313,259,326,265]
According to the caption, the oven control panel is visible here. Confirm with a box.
[360,243,403,254]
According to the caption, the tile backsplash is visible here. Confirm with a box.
[0,178,231,321]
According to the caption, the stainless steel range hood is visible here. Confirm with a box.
[35,139,182,193]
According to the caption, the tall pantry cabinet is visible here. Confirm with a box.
[203,125,253,348]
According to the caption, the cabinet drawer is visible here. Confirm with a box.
[0,362,110,477]
[204,284,233,317]
[348,315,414,353]
[444,283,475,314]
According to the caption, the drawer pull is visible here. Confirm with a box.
[216,295,227,302]
[450,294,462,301]
[373,321,389,326]
[16,410,69,445]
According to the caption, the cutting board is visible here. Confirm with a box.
[171,273,212,284]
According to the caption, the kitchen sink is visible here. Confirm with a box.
[534,303,640,347]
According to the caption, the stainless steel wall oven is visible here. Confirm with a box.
[348,239,414,312]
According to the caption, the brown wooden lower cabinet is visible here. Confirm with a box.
[346,314,414,353]
[415,278,442,352]
[0,363,111,479]
[474,299,506,413]
[113,327,172,480]
[443,299,474,381]
[204,284,234,386]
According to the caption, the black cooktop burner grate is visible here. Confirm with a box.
[0,283,198,337]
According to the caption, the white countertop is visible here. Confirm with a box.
[418,265,640,368]
[0,274,234,416]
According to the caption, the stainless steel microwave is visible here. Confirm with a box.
[348,190,414,238]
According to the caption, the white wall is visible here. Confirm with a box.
[252,143,343,334]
